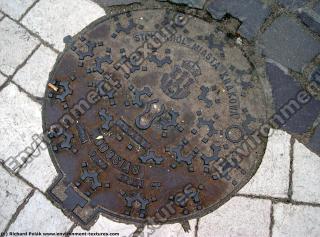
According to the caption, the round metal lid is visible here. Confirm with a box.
[43,9,268,226]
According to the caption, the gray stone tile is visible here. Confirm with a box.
[266,61,320,134]
[0,0,36,20]
[0,73,7,87]
[261,16,320,72]
[198,197,271,237]
[8,191,73,232]
[168,0,206,9]
[19,147,58,192]
[273,203,320,237]
[0,12,3,20]
[143,219,197,237]
[73,215,136,236]
[277,0,309,10]
[207,0,271,40]
[315,2,320,13]
[292,141,320,203]
[0,166,32,232]
[299,2,320,34]
[309,66,320,86]
[239,129,291,198]
[0,84,42,171]
[13,45,57,97]
[0,18,38,75]
[22,0,105,51]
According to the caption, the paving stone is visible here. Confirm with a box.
[143,219,197,237]
[0,18,38,75]
[309,66,320,86]
[22,0,105,51]
[13,45,58,97]
[0,84,42,171]
[292,141,320,203]
[277,0,309,10]
[73,215,136,236]
[168,0,206,9]
[299,2,320,34]
[266,61,320,134]
[261,16,320,72]
[273,203,320,237]
[198,197,271,237]
[307,126,320,154]
[315,2,320,12]
[207,0,271,40]
[8,191,73,232]
[0,73,7,87]
[19,147,58,192]
[0,166,32,232]
[93,0,141,7]
[0,0,36,20]
[239,129,291,198]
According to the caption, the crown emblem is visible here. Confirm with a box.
[181,60,201,77]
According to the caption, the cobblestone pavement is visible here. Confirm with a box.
[0,0,319,236]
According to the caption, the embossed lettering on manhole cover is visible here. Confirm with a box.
[43,9,268,226]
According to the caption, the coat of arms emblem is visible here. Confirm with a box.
[160,60,202,99]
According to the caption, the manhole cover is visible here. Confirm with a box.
[43,9,268,226]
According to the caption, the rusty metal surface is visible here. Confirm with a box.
[43,9,268,227]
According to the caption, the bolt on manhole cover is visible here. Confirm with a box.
[43,9,268,227]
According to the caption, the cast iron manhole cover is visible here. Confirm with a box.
[43,9,268,226]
